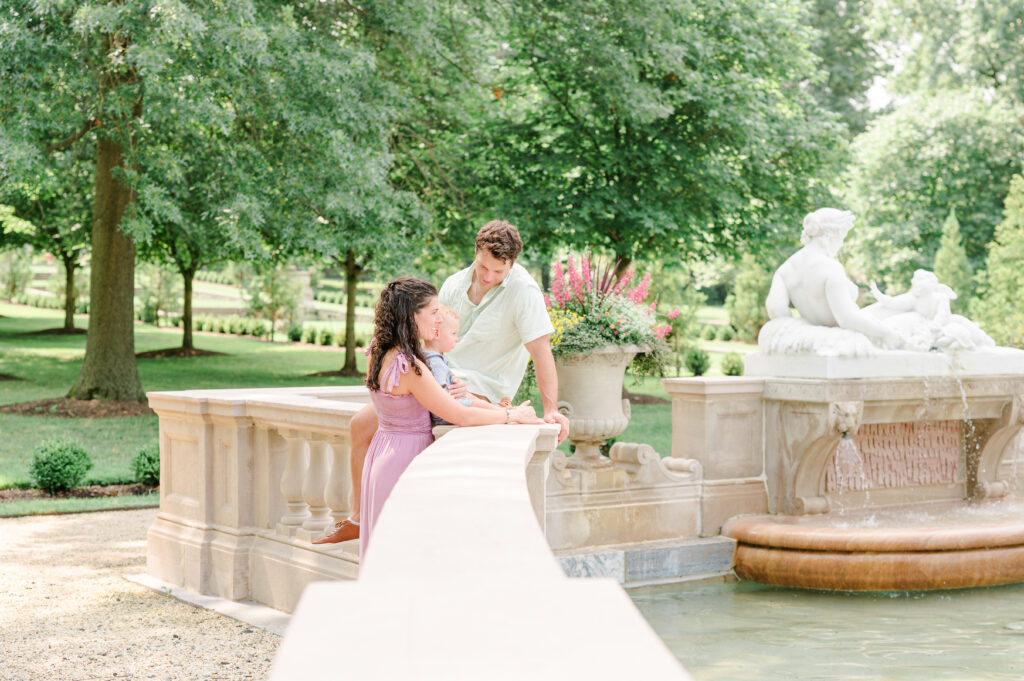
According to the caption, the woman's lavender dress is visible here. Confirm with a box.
[360,353,434,559]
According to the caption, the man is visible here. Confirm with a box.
[314,220,569,544]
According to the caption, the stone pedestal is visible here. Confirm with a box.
[662,377,769,535]
[544,442,702,550]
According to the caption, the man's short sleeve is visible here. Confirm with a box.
[513,283,555,345]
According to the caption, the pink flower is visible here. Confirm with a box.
[655,325,671,339]
[581,254,592,291]
[628,273,651,304]
[544,294,551,308]
[668,308,680,320]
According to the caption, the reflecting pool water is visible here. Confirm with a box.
[631,579,1024,680]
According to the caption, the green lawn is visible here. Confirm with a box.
[0,492,160,517]
[0,302,365,489]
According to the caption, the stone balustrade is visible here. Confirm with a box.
[146,386,375,611]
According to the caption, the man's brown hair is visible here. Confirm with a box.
[475,220,523,263]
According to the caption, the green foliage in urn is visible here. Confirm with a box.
[546,256,671,374]
[932,208,974,314]
[973,175,1024,347]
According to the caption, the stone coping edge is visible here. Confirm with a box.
[125,573,290,636]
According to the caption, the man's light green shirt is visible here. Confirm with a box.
[439,263,554,403]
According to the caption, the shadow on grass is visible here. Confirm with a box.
[18,327,87,336]
[136,347,227,359]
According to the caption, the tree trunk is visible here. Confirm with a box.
[68,135,144,401]
[614,256,632,279]
[61,253,77,332]
[181,267,194,351]
[342,249,362,374]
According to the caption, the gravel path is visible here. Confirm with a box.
[0,508,280,681]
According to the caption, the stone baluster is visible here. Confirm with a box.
[302,436,333,533]
[324,435,352,524]
[277,429,310,534]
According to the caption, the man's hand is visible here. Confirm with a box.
[544,410,569,444]
[448,377,469,400]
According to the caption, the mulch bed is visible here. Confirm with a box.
[135,347,226,359]
[0,397,154,418]
[0,482,156,502]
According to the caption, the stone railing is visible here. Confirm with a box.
[269,421,691,680]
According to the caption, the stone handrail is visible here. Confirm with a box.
[269,423,691,680]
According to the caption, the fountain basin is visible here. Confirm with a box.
[723,500,1024,591]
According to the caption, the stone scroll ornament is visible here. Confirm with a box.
[758,208,995,357]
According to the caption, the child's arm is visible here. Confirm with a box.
[468,397,504,410]
[869,283,914,311]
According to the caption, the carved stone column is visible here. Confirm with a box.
[324,435,352,524]
[277,429,310,534]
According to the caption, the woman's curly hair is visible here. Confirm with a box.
[365,277,437,391]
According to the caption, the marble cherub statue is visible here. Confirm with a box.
[866,270,994,352]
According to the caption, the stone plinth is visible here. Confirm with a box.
[544,442,703,550]
[662,377,769,535]
[746,347,1024,379]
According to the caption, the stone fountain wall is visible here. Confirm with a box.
[664,374,1024,520]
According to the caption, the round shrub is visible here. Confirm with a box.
[133,445,161,486]
[30,438,93,494]
[701,324,717,341]
[683,347,711,377]
[715,325,735,341]
[721,351,745,376]
[302,327,318,344]
[319,328,334,346]
[287,324,303,342]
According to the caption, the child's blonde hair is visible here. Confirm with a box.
[439,305,460,328]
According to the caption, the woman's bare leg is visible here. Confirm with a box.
[312,402,377,544]
[348,402,378,522]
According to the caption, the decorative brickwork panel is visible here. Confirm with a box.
[827,421,961,492]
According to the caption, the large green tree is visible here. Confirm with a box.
[871,0,1024,106]
[972,175,1024,346]
[841,90,1023,287]
[0,149,92,332]
[466,0,844,271]
[807,0,881,137]
[2,1,400,392]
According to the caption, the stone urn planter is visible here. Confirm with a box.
[555,344,643,468]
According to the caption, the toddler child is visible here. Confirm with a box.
[423,307,513,427]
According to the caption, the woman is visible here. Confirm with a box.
[351,277,541,559]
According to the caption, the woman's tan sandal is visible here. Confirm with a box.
[312,519,360,544]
